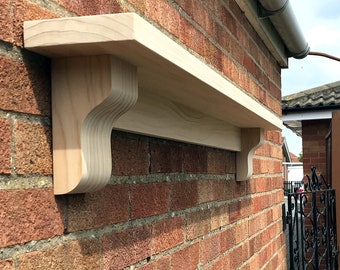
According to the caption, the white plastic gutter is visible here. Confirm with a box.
[258,0,310,59]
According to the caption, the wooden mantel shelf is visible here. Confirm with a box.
[24,13,281,194]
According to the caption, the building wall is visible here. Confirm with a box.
[302,119,331,176]
[0,0,285,269]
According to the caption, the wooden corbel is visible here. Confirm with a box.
[52,55,137,194]
[24,13,281,194]
[236,128,264,181]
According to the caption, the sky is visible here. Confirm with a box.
[281,0,340,156]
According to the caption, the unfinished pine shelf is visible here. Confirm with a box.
[24,13,282,194]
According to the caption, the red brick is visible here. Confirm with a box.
[229,245,245,269]
[57,0,122,16]
[0,189,64,248]
[14,122,52,175]
[136,256,170,270]
[170,180,198,211]
[183,145,208,173]
[103,225,151,270]
[13,0,59,46]
[200,233,221,264]
[18,238,100,269]
[171,243,200,270]
[151,216,184,253]
[243,53,256,76]
[212,254,230,270]
[111,133,149,175]
[179,18,205,57]
[175,0,194,16]
[0,56,51,116]
[150,141,183,173]
[130,182,169,219]
[0,259,14,270]
[186,208,210,240]
[220,226,235,252]
[0,119,11,174]
[67,184,129,232]
[0,0,12,43]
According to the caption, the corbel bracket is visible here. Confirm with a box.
[236,128,264,181]
[52,56,137,194]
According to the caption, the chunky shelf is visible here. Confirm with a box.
[24,13,281,194]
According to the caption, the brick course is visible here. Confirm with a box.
[0,189,64,247]
[18,238,100,269]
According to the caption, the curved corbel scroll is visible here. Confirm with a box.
[52,55,137,194]
[236,128,264,181]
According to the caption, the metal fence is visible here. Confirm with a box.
[284,167,339,269]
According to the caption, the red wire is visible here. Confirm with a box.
[308,51,340,62]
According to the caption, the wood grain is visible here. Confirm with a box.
[52,55,137,194]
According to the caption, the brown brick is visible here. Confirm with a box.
[207,149,227,174]
[136,256,170,270]
[198,179,231,204]
[67,184,129,232]
[130,182,168,219]
[210,204,229,231]
[14,122,52,175]
[0,56,51,116]
[152,216,184,254]
[200,233,221,265]
[186,208,210,240]
[0,118,11,174]
[170,180,198,211]
[103,225,151,270]
[183,145,207,173]
[229,197,251,223]
[226,151,236,173]
[150,141,183,173]
[0,259,14,270]
[111,133,149,175]
[234,220,249,244]
[18,238,100,270]
[0,189,64,248]
[171,243,200,270]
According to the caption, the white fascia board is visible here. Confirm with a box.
[282,110,333,122]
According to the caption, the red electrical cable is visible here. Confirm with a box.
[308,51,340,62]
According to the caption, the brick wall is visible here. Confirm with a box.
[0,0,285,269]
[302,119,331,175]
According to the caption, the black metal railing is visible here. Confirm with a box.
[285,167,339,269]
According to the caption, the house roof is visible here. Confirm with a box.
[282,81,340,112]
[282,81,340,136]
